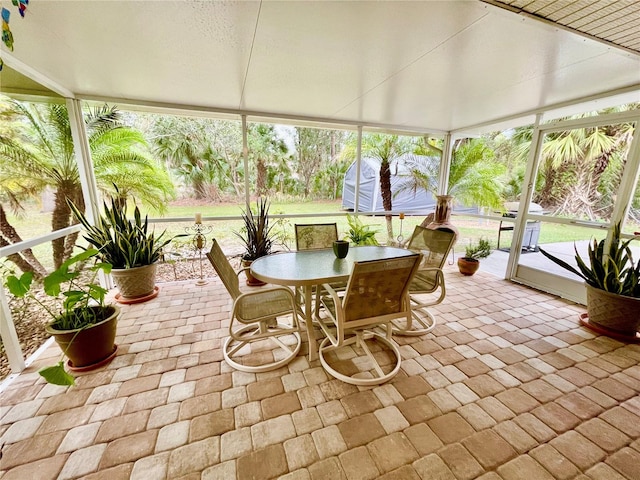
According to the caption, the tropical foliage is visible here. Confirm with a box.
[6,249,112,330]
[69,195,173,269]
[149,114,244,200]
[0,98,175,272]
[344,214,379,246]
[508,105,638,220]
[5,248,113,385]
[341,133,416,240]
[404,137,506,211]
[463,238,492,260]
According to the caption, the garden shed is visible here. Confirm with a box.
[342,154,477,215]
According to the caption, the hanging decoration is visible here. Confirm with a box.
[12,0,28,18]
[1,0,30,71]
[1,7,13,51]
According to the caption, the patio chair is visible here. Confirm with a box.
[206,239,301,373]
[295,223,338,250]
[294,222,343,306]
[393,226,456,336]
[314,253,422,386]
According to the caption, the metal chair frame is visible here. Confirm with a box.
[294,222,344,308]
[314,254,422,386]
[294,222,338,251]
[206,239,301,373]
[394,226,456,336]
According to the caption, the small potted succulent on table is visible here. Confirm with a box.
[5,249,117,385]
[458,238,492,276]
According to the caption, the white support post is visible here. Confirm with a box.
[67,98,100,223]
[242,115,250,209]
[354,126,363,213]
[609,113,640,228]
[506,114,543,280]
[439,133,454,195]
[0,285,25,373]
[67,98,114,288]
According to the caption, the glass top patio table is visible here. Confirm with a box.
[250,246,415,285]
[250,246,415,360]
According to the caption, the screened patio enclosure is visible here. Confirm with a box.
[0,0,639,373]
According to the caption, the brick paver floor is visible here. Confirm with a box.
[1,266,639,479]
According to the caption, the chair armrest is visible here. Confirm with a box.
[237,266,251,278]
[416,266,445,282]
[237,285,297,301]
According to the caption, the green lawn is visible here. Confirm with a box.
[3,199,634,271]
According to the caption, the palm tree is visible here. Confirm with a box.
[0,108,50,279]
[509,106,637,220]
[345,134,415,241]
[150,115,244,199]
[0,99,174,270]
[248,124,288,197]
[401,137,506,212]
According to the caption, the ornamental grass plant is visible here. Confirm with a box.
[235,198,276,261]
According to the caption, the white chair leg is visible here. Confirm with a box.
[391,307,437,336]
[318,332,401,386]
[223,323,301,373]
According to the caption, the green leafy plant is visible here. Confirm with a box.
[68,194,173,269]
[345,214,379,246]
[5,249,113,385]
[235,198,276,261]
[463,238,492,260]
[540,221,640,298]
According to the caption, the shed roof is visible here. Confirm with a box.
[1,1,639,134]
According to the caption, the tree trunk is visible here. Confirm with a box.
[192,177,206,200]
[256,158,267,196]
[0,237,45,280]
[51,181,80,269]
[379,161,394,241]
[0,204,48,279]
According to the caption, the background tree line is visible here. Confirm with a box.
[0,97,638,278]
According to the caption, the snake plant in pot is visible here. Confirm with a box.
[5,249,117,385]
[69,196,173,302]
[540,221,640,338]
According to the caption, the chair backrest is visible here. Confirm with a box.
[407,226,455,269]
[206,239,242,300]
[295,223,338,250]
[342,254,421,323]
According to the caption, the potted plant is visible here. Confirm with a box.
[68,195,173,303]
[458,238,491,276]
[235,198,275,286]
[540,221,640,339]
[345,214,379,246]
[5,249,117,385]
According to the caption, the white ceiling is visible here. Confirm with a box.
[1,0,639,134]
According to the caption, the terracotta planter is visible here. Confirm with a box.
[46,305,119,369]
[457,257,480,276]
[242,258,266,286]
[586,284,640,336]
[111,263,157,300]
